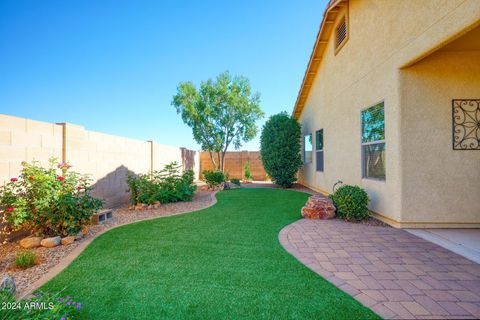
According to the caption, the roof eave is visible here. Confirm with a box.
[292,0,347,120]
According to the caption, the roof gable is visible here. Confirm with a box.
[293,0,348,119]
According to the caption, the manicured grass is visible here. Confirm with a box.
[42,189,380,319]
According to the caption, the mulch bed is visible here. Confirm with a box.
[340,216,390,227]
[0,190,215,295]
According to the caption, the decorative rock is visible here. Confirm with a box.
[82,226,89,236]
[228,182,240,189]
[301,194,336,219]
[134,204,148,211]
[61,236,75,245]
[198,185,210,191]
[19,236,42,249]
[0,275,16,295]
[223,182,240,190]
[75,231,83,241]
[40,236,61,248]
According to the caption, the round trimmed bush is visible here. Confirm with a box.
[202,170,225,188]
[330,185,370,221]
[260,112,302,188]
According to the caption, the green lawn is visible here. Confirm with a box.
[42,188,380,319]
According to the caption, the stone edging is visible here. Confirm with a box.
[18,191,218,299]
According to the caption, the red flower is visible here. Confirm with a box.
[77,186,83,191]
[6,207,14,213]
[57,176,65,181]
[10,178,18,182]
[29,176,34,181]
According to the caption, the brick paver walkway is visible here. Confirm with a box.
[279,219,480,319]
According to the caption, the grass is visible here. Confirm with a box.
[42,188,380,319]
[15,250,37,269]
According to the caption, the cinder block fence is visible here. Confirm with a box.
[199,151,267,181]
[0,114,200,208]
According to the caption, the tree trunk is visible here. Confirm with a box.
[216,152,221,171]
[220,151,226,173]
[208,151,218,170]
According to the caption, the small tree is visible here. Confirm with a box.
[244,160,253,182]
[172,71,264,172]
[260,112,302,187]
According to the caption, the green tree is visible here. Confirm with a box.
[260,112,302,187]
[172,71,264,171]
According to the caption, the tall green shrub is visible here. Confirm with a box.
[260,112,302,187]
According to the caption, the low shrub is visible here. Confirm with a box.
[127,162,196,205]
[0,158,103,237]
[329,184,370,221]
[202,170,225,188]
[230,178,241,186]
[1,288,82,319]
[15,251,37,269]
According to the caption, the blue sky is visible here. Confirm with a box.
[0,0,327,150]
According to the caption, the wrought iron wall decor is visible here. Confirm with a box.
[452,99,480,150]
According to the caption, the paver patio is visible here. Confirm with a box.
[279,219,480,319]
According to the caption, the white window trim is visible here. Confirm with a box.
[304,134,313,164]
[315,129,324,172]
[361,102,386,181]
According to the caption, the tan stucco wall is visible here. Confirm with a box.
[297,0,480,227]
[0,114,199,208]
[400,50,480,226]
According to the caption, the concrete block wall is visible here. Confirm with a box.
[0,114,199,209]
[0,115,63,183]
[199,151,267,181]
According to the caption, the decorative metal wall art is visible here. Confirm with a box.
[452,99,480,150]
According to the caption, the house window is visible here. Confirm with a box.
[315,129,324,171]
[304,134,312,164]
[361,102,385,180]
[334,15,348,53]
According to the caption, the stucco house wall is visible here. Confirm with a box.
[296,0,480,227]
[400,50,480,227]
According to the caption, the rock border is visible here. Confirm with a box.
[17,191,218,298]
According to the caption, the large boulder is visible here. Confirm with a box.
[225,182,240,189]
[61,236,75,246]
[0,275,16,295]
[75,231,83,241]
[19,236,42,249]
[40,236,61,248]
[301,194,336,219]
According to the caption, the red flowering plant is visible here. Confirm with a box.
[0,158,103,237]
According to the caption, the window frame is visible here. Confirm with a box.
[304,133,313,164]
[361,101,386,181]
[315,129,324,172]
